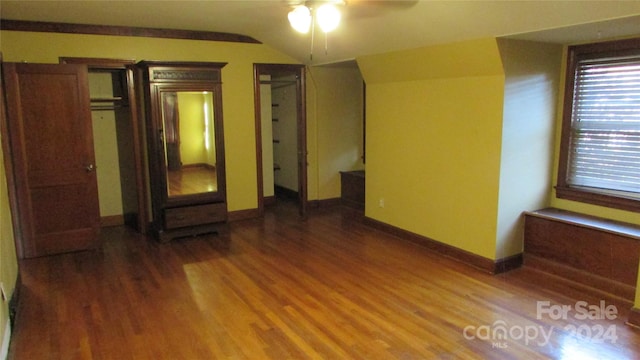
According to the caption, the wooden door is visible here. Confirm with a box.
[3,63,100,258]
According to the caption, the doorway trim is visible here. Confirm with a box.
[253,63,307,217]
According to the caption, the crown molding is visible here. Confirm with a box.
[0,19,261,44]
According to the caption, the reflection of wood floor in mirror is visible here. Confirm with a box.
[168,165,217,196]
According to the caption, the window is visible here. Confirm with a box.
[556,38,640,212]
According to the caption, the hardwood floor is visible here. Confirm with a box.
[167,165,217,196]
[9,202,640,359]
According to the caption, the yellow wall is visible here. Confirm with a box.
[495,39,563,259]
[3,28,637,307]
[0,30,299,212]
[88,72,124,217]
[358,35,638,268]
[176,92,208,166]
[0,127,18,355]
[358,38,505,260]
[308,65,364,200]
[92,110,124,217]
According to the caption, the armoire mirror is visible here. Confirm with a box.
[138,61,228,242]
[161,90,218,197]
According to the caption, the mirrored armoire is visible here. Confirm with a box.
[138,61,228,243]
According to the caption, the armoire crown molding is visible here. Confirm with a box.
[0,19,262,44]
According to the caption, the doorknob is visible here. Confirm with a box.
[85,164,95,172]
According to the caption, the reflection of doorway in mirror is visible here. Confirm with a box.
[162,92,181,171]
[165,91,218,196]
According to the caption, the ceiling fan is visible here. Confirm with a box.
[284,0,417,60]
[285,0,418,24]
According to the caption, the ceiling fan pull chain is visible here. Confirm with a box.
[325,32,328,55]
[310,12,315,61]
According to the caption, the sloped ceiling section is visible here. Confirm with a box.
[1,1,640,65]
[357,38,504,84]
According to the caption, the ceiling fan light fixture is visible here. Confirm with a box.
[288,5,312,33]
[316,3,341,33]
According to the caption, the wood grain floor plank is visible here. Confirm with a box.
[8,202,640,359]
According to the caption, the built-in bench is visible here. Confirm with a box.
[523,208,640,303]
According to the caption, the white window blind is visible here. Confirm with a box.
[568,56,640,197]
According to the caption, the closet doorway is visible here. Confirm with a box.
[253,64,307,217]
[60,57,147,234]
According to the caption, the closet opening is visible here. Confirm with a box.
[254,64,307,217]
[60,57,147,233]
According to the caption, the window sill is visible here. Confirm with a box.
[555,185,640,213]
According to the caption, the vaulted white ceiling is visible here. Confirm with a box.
[2,1,640,65]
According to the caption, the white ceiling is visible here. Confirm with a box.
[1,1,640,65]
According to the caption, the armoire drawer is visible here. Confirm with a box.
[164,203,227,229]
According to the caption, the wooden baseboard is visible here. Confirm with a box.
[228,208,261,222]
[307,197,341,208]
[101,215,124,227]
[627,307,640,328]
[494,253,524,274]
[274,185,298,200]
[264,196,276,206]
[362,216,521,274]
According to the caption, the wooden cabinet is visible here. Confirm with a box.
[164,203,227,229]
[138,61,228,242]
